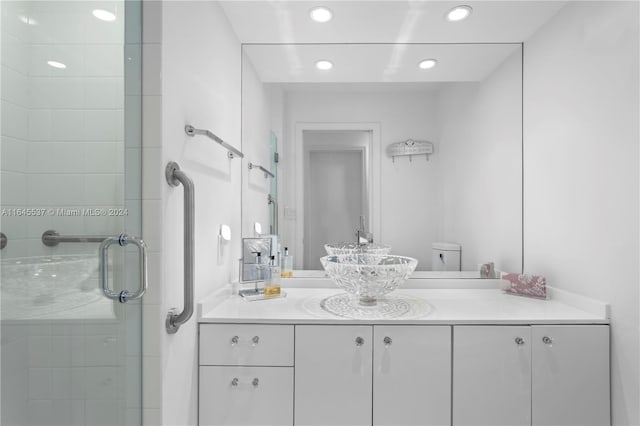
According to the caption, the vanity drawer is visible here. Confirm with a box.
[200,324,294,366]
[199,366,293,426]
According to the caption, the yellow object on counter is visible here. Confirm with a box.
[264,283,281,296]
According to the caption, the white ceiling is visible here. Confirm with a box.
[222,1,565,85]
[220,1,566,44]
[243,43,521,83]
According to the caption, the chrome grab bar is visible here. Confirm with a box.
[185,124,244,159]
[42,229,111,246]
[165,162,195,334]
[248,162,275,178]
[99,234,148,303]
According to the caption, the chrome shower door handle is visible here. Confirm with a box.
[99,234,148,303]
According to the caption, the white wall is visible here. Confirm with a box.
[280,90,440,269]
[437,49,523,272]
[141,2,243,425]
[241,53,273,239]
[523,2,639,425]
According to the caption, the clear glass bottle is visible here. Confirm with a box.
[264,255,281,296]
[252,252,265,282]
[281,247,293,278]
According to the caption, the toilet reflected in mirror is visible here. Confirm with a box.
[432,243,461,271]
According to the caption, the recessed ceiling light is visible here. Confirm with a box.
[92,9,116,22]
[47,60,67,69]
[418,59,437,70]
[446,5,473,22]
[18,15,38,25]
[315,60,333,70]
[310,6,333,23]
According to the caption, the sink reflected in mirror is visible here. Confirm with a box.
[324,242,391,256]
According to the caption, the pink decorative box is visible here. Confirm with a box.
[500,273,547,299]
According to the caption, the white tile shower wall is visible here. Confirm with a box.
[523,2,639,425]
[139,1,244,425]
[1,0,30,259]
[1,0,127,260]
[279,91,439,269]
[436,48,522,273]
[0,321,127,426]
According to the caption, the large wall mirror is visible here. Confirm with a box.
[241,43,522,276]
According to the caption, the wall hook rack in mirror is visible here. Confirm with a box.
[248,162,275,178]
[184,124,244,159]
[387,139,434,163]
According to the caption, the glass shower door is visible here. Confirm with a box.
[0,1,143,425]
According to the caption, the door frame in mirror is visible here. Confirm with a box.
[294,122,381,267]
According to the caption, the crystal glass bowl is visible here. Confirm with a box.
[324,242,391,256]
[320,254,418,306]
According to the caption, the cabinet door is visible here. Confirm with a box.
[373,325,451,426]
[453,326,532,426]
[295,325,373,426]
[199,366,293,426]
[532,325,610,426]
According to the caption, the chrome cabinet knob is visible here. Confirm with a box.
[515,337,525,345]
[542,336,553,345]
[230,335,259,346]
[355,336,365,347]
[383,336,392,347]
[231,377,259,387]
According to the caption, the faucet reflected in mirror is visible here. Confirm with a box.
[355,215,374,245]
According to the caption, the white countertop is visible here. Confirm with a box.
[198,287,609,325]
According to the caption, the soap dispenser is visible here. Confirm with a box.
[264,255,281,296]
[252,251,265,282]
[281,247,293,277]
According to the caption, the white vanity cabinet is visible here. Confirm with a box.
[531,325,610,426]
[198,288,611,426]
[453,326,532,426]
[198,324,294,426]
[453,325,610,426]
[372,325,452,426]
[294,325,452,426]
[295,325,373,426]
